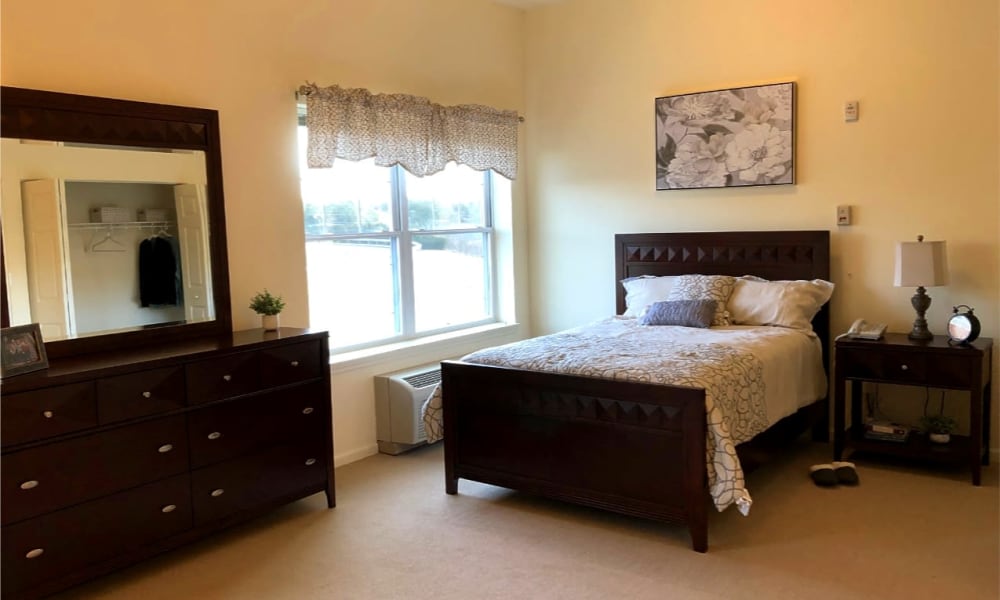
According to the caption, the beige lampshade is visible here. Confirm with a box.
[894,239,948,287]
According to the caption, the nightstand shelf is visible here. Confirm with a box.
[834,333,993,485]
[848,432,972,463]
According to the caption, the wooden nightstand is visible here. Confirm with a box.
[833,333,993,485]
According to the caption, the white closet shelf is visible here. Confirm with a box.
[68,221,174,230]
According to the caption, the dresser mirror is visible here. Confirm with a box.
[0,86,232,359]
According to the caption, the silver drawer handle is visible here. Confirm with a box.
[42,410,54,419]
[162,504,177,513]
[158,444,174,453]
[302,407,314,415]
[207,431,222,440]
[210,489,225,497]
[25,548,44,559]
[305,458,317,466]
[142,391,152,398]
[901,364,908,371]
[222,374,232,382]
[20,480,39,490]
[290,360,300,367]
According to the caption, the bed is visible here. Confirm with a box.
[425,230,831,552]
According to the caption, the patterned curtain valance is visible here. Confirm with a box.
[299,83,520,180]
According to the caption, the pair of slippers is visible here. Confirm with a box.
[809,461,859,487]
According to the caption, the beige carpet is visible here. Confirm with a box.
[55,441,998,600]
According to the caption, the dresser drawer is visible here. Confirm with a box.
[1,382,97,447]
[191,440,327,526]
[188,382,327,469]
[2,415,188,525]
[98,366,186,424]
[186,351,260,404]
[260,340,323,388]
[1,474,192,597]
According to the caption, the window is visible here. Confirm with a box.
[298,126,498,351]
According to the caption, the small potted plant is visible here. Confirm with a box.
[249,289,286,331]
[920,413,957,444]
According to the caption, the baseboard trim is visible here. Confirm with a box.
[334,444,379,468]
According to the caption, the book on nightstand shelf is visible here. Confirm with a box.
[863,420,911,442]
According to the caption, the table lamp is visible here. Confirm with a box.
[894,235,948,340]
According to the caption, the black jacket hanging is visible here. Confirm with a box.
[139,236,178,307]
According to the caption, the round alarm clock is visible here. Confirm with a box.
[947,305,981,345]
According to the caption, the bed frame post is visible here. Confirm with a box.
[683,396,708,552]
[811,396,831,442]
[442,365,459,495]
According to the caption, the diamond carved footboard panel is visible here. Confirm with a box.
[441,360,708,550]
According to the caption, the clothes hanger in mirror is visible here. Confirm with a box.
[91,228,126,252]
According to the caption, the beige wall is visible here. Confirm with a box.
[523,0,999,448]
[1,0,529,464]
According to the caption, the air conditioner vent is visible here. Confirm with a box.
[402,369,441,389]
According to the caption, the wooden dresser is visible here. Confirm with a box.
[0,328,334,599]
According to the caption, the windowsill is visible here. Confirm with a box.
[329,321,522,374]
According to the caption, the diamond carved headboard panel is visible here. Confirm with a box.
[616,231,829,292]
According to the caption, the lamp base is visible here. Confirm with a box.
[908,286,933,341]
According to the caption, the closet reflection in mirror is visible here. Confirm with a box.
[1,139,214,342]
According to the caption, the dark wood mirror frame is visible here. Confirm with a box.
[0,86,232,359]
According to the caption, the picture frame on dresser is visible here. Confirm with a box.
[0,324,48,378]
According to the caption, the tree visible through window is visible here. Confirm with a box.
[298,126,497,351]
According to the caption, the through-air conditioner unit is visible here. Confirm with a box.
[374,363,442,455]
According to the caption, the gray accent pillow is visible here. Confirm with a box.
[638,300,718,328]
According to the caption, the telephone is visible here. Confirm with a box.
[846,319,887,340]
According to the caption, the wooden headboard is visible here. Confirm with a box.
[614,230,831,369]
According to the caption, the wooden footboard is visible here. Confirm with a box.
[441,360,710,552]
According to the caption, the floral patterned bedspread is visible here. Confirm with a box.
[421,317,826,515]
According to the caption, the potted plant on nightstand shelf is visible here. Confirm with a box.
[920,414,957,444]
[249,289,286,331]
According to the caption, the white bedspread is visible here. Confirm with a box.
[421,317,827,514]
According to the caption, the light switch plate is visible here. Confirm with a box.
[844,101,859,122]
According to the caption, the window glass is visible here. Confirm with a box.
[404,163,486,230]
[412,232,490,332]
[305,238,399,347]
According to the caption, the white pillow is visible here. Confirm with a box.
[621,275,678,317]
[665,274,737,326]
[728,278,835,330]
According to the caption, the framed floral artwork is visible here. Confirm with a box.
[655,82,795,190]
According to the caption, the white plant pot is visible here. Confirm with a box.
[929,432,950,444]
[261,314,280,331]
